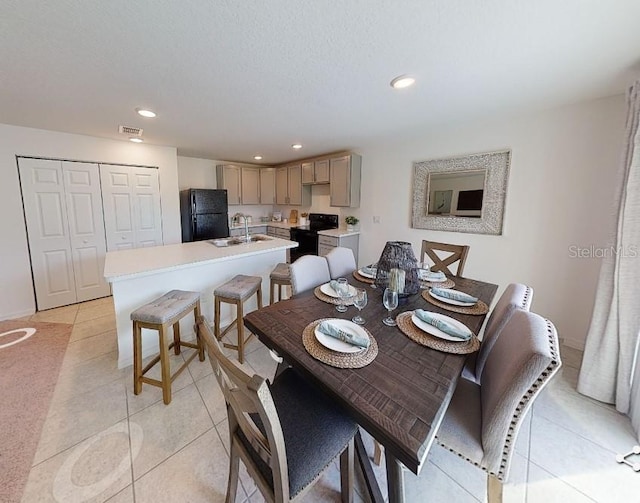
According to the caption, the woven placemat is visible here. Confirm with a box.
[302,319,378,368]
[419,278,455,289]
[353,270,375,284]
[421,290,489,315]
[314,286,356,306]
[396,312,479,354]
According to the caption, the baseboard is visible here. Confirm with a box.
[0,308,35,321]
[560,336,585,351]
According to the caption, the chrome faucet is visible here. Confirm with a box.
[233,212,250,242]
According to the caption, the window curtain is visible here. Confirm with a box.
[578,81,640,435]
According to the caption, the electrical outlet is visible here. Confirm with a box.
[373,216,381,224]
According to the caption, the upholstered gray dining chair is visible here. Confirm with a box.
[462,283,534,384]
[197,317,357,503]
[289,255,331,295]
[325,247,357,279]
[435,309,561,503]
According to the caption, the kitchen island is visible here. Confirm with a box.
[104,236,297,368]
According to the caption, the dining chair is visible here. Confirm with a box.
[197,317,358,503]
[420,240,470,276]
[289,255,331,295]
[462,283,534,384]
[325,246,357,279]
[435,309,561,503]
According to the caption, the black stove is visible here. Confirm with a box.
[289,213,338,262]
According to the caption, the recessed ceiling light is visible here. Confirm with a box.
[129,137,144,143]
[291,144,303,150]
[253,155,263,160]
[390,75,415,89]
[136,108,156,118]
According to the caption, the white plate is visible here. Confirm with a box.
[429,289,476,307]
[411,312,472,342]
[320,282,357,298]
[358,268,377,279]
[418,270,447,282]
[314,319,368,353]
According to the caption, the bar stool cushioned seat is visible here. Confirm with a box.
[270,263,291,304]
[131,289,204,405]
[214,274,263,363]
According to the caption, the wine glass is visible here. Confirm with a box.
[351,288,368,325]
[382,288,398,326]
[335,277,349,313]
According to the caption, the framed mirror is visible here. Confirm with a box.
[412,150,510,235]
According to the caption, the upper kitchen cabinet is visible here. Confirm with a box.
[276,164,310,206]
[241,166,260,204]
[216,164,263,205]
[330,154,362,207]
[216,164,241,205]
[260,168,276,205]
[302,159,330,185]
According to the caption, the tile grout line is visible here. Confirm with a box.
[526,459,599,502]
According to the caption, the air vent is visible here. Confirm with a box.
[118,125,143,136]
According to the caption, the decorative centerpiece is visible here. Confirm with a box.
[374,241,420,297]
[345,215,359,232]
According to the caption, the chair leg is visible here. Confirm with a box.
[226,441,241,503]
[214,295,221,340]
[133,321,142,395]
[373,440,383,466]
[340,438,355,503]
[487,474,503,503]
[194,303,205,362]
[173,321,181,355]
[257,285,263,309]
[237,300,245,364]
[270,279,275,305]
[159,325,172,405]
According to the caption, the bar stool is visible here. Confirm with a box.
[214,275,263,363]
[269,262,291,304]
[131,290,204,405]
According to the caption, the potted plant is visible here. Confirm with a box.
[345,215,359,231]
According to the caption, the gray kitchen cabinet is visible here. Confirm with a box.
[276,164,310,206]
[318,233,359,263]
[260,168,276,205]
[267,226,291,239]
[302,159,330,185]
[216,164,242,205]
[329,154,361,207]
[241,167,261,205]
[230,225,267,237]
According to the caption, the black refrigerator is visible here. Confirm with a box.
[180,189,229,242]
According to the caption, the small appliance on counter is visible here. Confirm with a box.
[272,211,282,222]
[289,209,298,224]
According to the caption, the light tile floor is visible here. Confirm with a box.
[18,297,640,502]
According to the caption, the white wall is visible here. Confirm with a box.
[176,156,217,189]
[352,95,625,349]
[0,123,180,319]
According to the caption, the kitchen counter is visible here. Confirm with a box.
[104,236,297,368]
[318,227,360,238]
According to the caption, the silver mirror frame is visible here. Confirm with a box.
[411,150,511,235]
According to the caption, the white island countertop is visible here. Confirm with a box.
[104,235,297,282]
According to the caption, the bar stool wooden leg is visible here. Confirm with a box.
[257,284,263,309]
[237,299,245,364]
[214,295,221,340]
[195,302,205,362]
[270,280,275,305]
[133,321,142,395]
[173,321,181,355]
[159,324,172,405]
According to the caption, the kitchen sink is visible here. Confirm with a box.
[209,235,272,247]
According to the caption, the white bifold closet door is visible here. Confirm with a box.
[99,164,163,251]
[19,158,111,310]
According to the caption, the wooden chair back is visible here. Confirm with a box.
[196,317,291,501]
[420,240,470,276]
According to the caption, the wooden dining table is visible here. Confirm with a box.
[244,275,497,503]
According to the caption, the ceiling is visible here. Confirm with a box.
[2,1,640,164]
